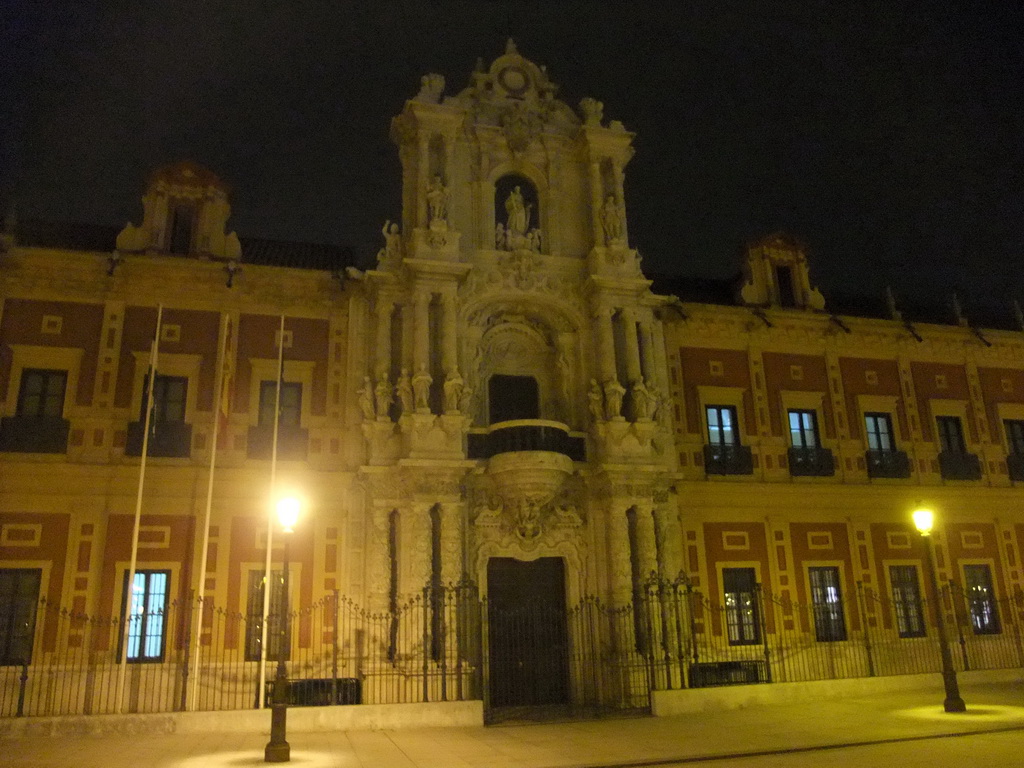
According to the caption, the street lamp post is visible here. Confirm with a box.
[912,504,966,713]
[266,496,300,762]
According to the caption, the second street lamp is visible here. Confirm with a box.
[265,496,300,762]
[912,503,966,713]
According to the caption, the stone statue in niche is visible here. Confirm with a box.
[374,376,392,419]
[631,379,653,421]
[357,376,375,421]
[412,366,433,412]
[601,194,624,245]
[443,370,464,413]
[426,175,449,228]
[603,378,626,420]
[376,220,402,267]
[588,379,605,422]
[504,186,531,243]
[495,222,506,250]
[395,368,413,415]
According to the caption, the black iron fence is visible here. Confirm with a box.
[0,582,482,718]
[636,575,1024,691]
[2,576,1023,718]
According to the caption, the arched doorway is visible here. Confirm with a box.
[486,557,569,710]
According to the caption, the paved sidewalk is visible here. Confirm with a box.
[4,680,1024,768]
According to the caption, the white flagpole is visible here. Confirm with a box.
[117,304,162,713]
[258,314,286,708]
[189,312,230,711]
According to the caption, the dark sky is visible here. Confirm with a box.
[3,1,1023,312]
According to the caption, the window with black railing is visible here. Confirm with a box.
[1004,419,1024,482]
[808,566,846,642]
[0,369,70,453]
[248,381,307,459]
[864,412,910,478]
[889,564,925,638]
[126,374,191,458]
[936,415,981,480]
[787,409,834,476]
[963,564,1000,635]
[723,568,760,645]
[704,405,753,475]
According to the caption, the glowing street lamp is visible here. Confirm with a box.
[265,495,301,762]
[912,502,966,713]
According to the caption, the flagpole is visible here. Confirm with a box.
[258,314,286,709]
[117,304,162,713]
[189,312,231,711]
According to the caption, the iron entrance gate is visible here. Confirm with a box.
[486,557,570,708]
[484,557,652,720]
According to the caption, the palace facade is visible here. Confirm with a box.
[1,42,1022,718]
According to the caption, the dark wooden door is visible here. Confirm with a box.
[486,557,569,707]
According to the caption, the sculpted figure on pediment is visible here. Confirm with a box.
[603,378,626,420]
[395,368,413,415]
[412,366,433,411]
[357,376,375,421]
[374,376,392,418]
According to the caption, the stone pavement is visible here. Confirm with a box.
[4,678,1023,768]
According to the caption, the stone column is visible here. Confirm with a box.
[650,312,672,424]
[653,505,684,579]
[375,299,393,378]
[441,291,458,374]
[607,506,633,606]
[417,138,430,228]
[596,305,617,382]
[621,307,643,384]
[638,313,657,384]
[439,503,463,584]
[367,504,393,613]
[613,160,628,244]
[413,290,431,374]
[405,503,433,595]
[633,505,659,582]
[588,160,604,245]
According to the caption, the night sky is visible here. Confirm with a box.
[3,1,1023,314]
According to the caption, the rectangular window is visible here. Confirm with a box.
[141,374,188,424]
[16,369,67,418]
[122,570,169,662]
[1004,419,1024,455]
[808,566,846,642]
[788,409,819,449]
[963,564,1000,635]
[889,565,925,638]
[936,416,966,453]
[706,405,739,447]
[245,570,289,661]
[864,412,895,452]
[0,569,42,665]
[723,567,760,645]
[258,381,302,428]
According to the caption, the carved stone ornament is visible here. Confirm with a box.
[501,102,543,155]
